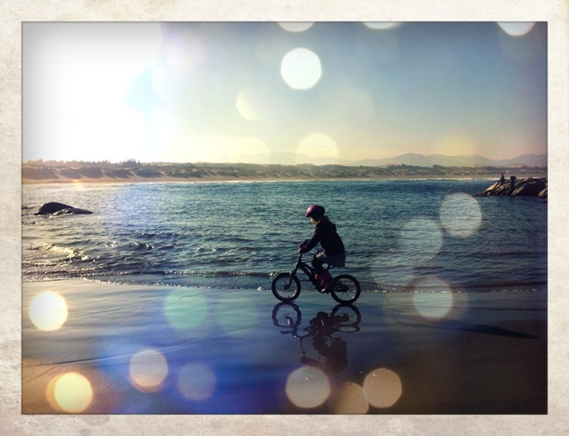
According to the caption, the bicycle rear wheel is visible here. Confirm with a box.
[331,304,362,332]
[331,274,361,304]
[271,273,301,302]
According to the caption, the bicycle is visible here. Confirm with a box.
[271,253,361,304]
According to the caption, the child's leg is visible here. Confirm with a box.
[311,252,326,273]
[312,252,334,291]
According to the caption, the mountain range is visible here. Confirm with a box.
[238,152,547,167]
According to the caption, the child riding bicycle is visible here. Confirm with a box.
[298,205,346,293]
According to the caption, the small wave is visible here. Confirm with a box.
[26,242,88,260]
[131,242,154,250]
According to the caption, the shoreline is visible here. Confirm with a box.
[22,173,528,185]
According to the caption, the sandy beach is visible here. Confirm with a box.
[22,279,547,414]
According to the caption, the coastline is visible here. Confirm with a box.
[22,173,523,185]
[22,279,547,414]
[22,161,547,186]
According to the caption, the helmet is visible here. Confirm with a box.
[305,204,325,218]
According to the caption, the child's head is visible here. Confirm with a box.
[305,205,325,225]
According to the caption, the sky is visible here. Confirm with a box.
[22,22,547,165]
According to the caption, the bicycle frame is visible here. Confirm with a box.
[291,254,317,279]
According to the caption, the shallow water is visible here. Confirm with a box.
[22,179,547,293]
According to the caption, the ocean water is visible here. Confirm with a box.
[22,180,547,293]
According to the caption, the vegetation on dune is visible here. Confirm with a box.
[22,160,547,181]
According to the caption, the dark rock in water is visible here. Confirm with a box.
[511,179,546,196]
[34,202,93,215]
[479,176,547,198]
[52,207,94,216]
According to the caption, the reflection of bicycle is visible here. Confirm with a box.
[272,303,361,373]
[271,253,361,304]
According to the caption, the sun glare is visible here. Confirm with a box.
[177,362,216,401]
[48,372,94,413]
[399,219,443,266]
[439,193,482,238]
[164,288,208,331]
[432,134,476,156]
[280,48,322,90]
[286,366,331,408]
[363,368,402,408]
[328,382,369,414]
[278,22,314,32]
[28,291,68,331]
[296,132,339,164]
[498,22,536,37]
[413,276,454,319]
[129,348,169,392]
[363,22,401,30]
[236,90,263,121]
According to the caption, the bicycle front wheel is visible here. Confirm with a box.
[271,273,301,302]
[272,302,301,328]
[331,274,361,304]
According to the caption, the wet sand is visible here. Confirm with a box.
[22,280,547,414]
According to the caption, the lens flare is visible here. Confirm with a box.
[439,193,482,238]
[296,132,339,164]
[214,295,258,336]
[328,382,369,414]
[363,368,402,408]
[177,362,216,401]
[399,219,443,265]
[164,288,207,331]
[161,31,204,72]
[280,48,322,90]
[432,134,477,156]
[371,252,415,290]
[363,22,401,30]
[152,65,187,101]
[286,366,331,408]
[28,291,68,331]
[236,89,262,121]
[229,136,270,165]
[129,348,169,392]
[48,372,94,413]
[498,22,536,37]
[413,276,454,319]
[278,22,314,32]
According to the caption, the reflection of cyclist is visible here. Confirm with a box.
[298,205,346,293]
[303,312,348,374]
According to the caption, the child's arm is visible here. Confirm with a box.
[299,226,322,253]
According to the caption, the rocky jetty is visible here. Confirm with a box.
[34,202,93,215]
[479,175,547,199]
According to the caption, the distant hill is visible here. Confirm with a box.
[232,152,547,167]
[356,153,547,167]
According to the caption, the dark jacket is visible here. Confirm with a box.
[299,216,345,256]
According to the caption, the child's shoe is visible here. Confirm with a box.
[316,271,335,293]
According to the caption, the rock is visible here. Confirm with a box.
[479,176,547,197]
[511,179,546,196]
[52,207,94,216]
[538,187,547,199]
[34,202,93,215]
[483,182,510,196]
